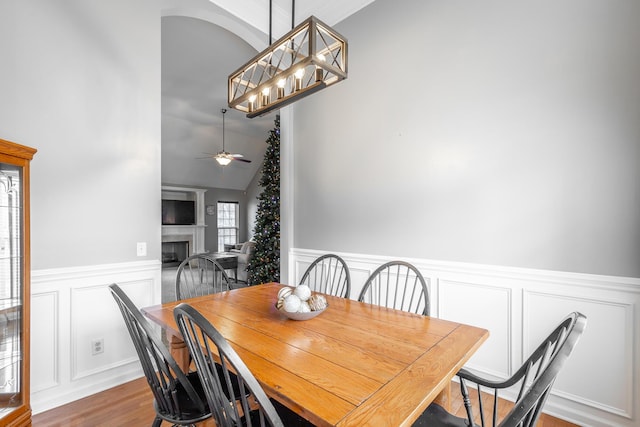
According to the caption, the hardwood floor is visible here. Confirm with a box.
[32,377,579,427]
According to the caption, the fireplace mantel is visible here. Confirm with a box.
[161,186,207,255]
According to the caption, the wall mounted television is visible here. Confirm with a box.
[162,199,196,225]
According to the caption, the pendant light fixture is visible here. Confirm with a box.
[228,0,348,118]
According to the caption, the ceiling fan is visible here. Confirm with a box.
[203,108,251,166]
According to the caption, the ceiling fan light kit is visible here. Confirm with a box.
[228,14,348,119]
[215,154,233,166]
[213,108,251,166]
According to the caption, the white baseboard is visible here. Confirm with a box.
[32,365,144,414]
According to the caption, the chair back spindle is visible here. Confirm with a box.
[358,261,430,315]
[174,303,286,427]
[109,284,210,426]
[176,253,231,300]
[299,254,351,298]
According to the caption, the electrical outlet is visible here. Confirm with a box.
[136,242,147,257]
[91,338,104,355]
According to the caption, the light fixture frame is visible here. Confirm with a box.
[228,15,348,118]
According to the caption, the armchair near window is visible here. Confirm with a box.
[232,241,255,283]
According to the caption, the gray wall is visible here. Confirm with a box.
[292,0,640,277]
[0,0,161,270]
[2,0,637,279]
[202,186,249,251]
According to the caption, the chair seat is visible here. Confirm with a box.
[270,399,315,426]
[171,372,212,420]
[241,399,314,426]
[412,403,467,427]
[154,371,211,423]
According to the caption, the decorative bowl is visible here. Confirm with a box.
[276,304,328,321]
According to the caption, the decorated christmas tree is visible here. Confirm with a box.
[246,115,280,285]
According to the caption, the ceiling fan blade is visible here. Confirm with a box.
[196,152,220,160]
[228,153,251,163]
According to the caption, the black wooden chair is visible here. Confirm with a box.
[358,260,430,315]
[413,312,587,427]
[109,284,210,427]
[176,253,231,300]
[299,253,351,298]
[174,303,314,427]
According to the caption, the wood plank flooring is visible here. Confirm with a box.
[32,377,579,427]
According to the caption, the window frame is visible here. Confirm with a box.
[216,201,239,252]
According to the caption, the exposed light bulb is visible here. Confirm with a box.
[315,54,326,82]
[248,94,257,112]
[277,78,286,99]
[294,68,304,91]
[261,87,270,107]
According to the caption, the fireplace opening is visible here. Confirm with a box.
[162,241,189,268]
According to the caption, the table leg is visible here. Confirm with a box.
[167,331,190,372]
[433,381,452,411]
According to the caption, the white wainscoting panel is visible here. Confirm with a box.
[31,291,59,393]
[31,260,162,414]
[525,290,634,420]
[438,280,512,378]
[290,248,640,427]
[71,279,155,380]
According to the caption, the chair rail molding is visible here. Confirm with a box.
[290,248,640,427]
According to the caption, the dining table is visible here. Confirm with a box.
[142,282,489,427]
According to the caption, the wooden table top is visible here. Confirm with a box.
[142,283,488,427]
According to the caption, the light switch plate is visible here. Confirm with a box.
[136,242,147,257]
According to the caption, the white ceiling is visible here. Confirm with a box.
[208,0,374,41]
[161,0,374,190]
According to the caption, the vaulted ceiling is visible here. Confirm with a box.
[161,0,374,190]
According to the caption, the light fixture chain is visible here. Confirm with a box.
[221,108,226,151]
[269,0,272,45]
